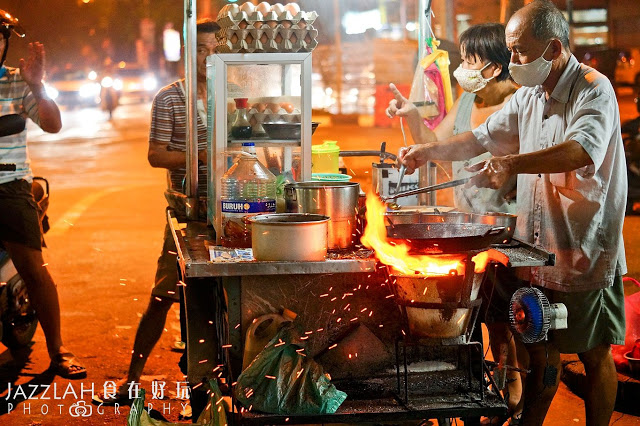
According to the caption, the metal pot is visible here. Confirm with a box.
[284,181,360,249]
[250,213,330,261]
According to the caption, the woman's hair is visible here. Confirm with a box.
[459,23,511,82]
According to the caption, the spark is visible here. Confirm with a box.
[330,297,337,302]
[199,339,205,343]
[360,307,367,312]
[265,375,276,380]
[385,294,394,299]
[168,250,177,255]
[316,328,324,332]
[343,303,351,310]
[274,339,285,347]
[235,324,241,329]
[222,344,232,348]
[319,293,329,298]
[328,344,338,350]
[199,359,208,364]
[42,263,49,267]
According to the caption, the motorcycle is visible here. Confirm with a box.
[0,114,45,350]
[100,75,119,120]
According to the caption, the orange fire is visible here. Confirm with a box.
[361,192,508,275]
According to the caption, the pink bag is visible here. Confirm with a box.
[612,277,640,372]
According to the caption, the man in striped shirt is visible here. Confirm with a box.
[94,18,218,405]
[0,13,86,378]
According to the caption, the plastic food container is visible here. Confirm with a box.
[311,140,340,174]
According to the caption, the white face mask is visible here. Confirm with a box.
[453,62,494,93]
[508,42,553,87]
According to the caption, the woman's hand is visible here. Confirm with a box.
[386,83,416,118]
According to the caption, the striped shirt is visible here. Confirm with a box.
[149,80,208,195]
[0,66,41,184]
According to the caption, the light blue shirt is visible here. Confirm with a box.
[472,55,627,292]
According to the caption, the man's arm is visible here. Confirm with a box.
[398,130,487,174]
[468,140,593,190]
[148,140,207,170]
[21,42,61,133]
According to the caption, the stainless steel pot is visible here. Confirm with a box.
[284,181,360,249]
[250,213,330,261]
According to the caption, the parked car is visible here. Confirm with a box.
[110,63,159,103]
[46,69,101,108]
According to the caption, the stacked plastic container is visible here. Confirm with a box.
[216,2,318,53]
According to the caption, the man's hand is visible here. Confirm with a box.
[19,42,46,90]
[386,83,416,118]
[466,156,514,190]
[398,144,430,175]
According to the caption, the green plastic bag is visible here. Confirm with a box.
[234,326,347,415]
[127,380,227,426]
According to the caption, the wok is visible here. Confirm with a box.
[386,222,506,253]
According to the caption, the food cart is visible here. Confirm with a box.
[171,1,555,423]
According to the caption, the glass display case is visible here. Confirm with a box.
[206,53,313,242]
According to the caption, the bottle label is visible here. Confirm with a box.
[221,199,276,213]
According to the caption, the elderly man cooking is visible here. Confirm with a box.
[398,1,626,425]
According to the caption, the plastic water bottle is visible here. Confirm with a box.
[241,142,257,156]
[220,155,276,248]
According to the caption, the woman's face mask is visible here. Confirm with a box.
[453,62,494,93]
[508,42,553,87]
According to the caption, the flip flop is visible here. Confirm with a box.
[49,352,87,380]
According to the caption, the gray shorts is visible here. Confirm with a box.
[545,275,626,354]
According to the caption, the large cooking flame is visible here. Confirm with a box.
[361,192,508,275]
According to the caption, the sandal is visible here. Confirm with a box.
[49,352,87,380]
